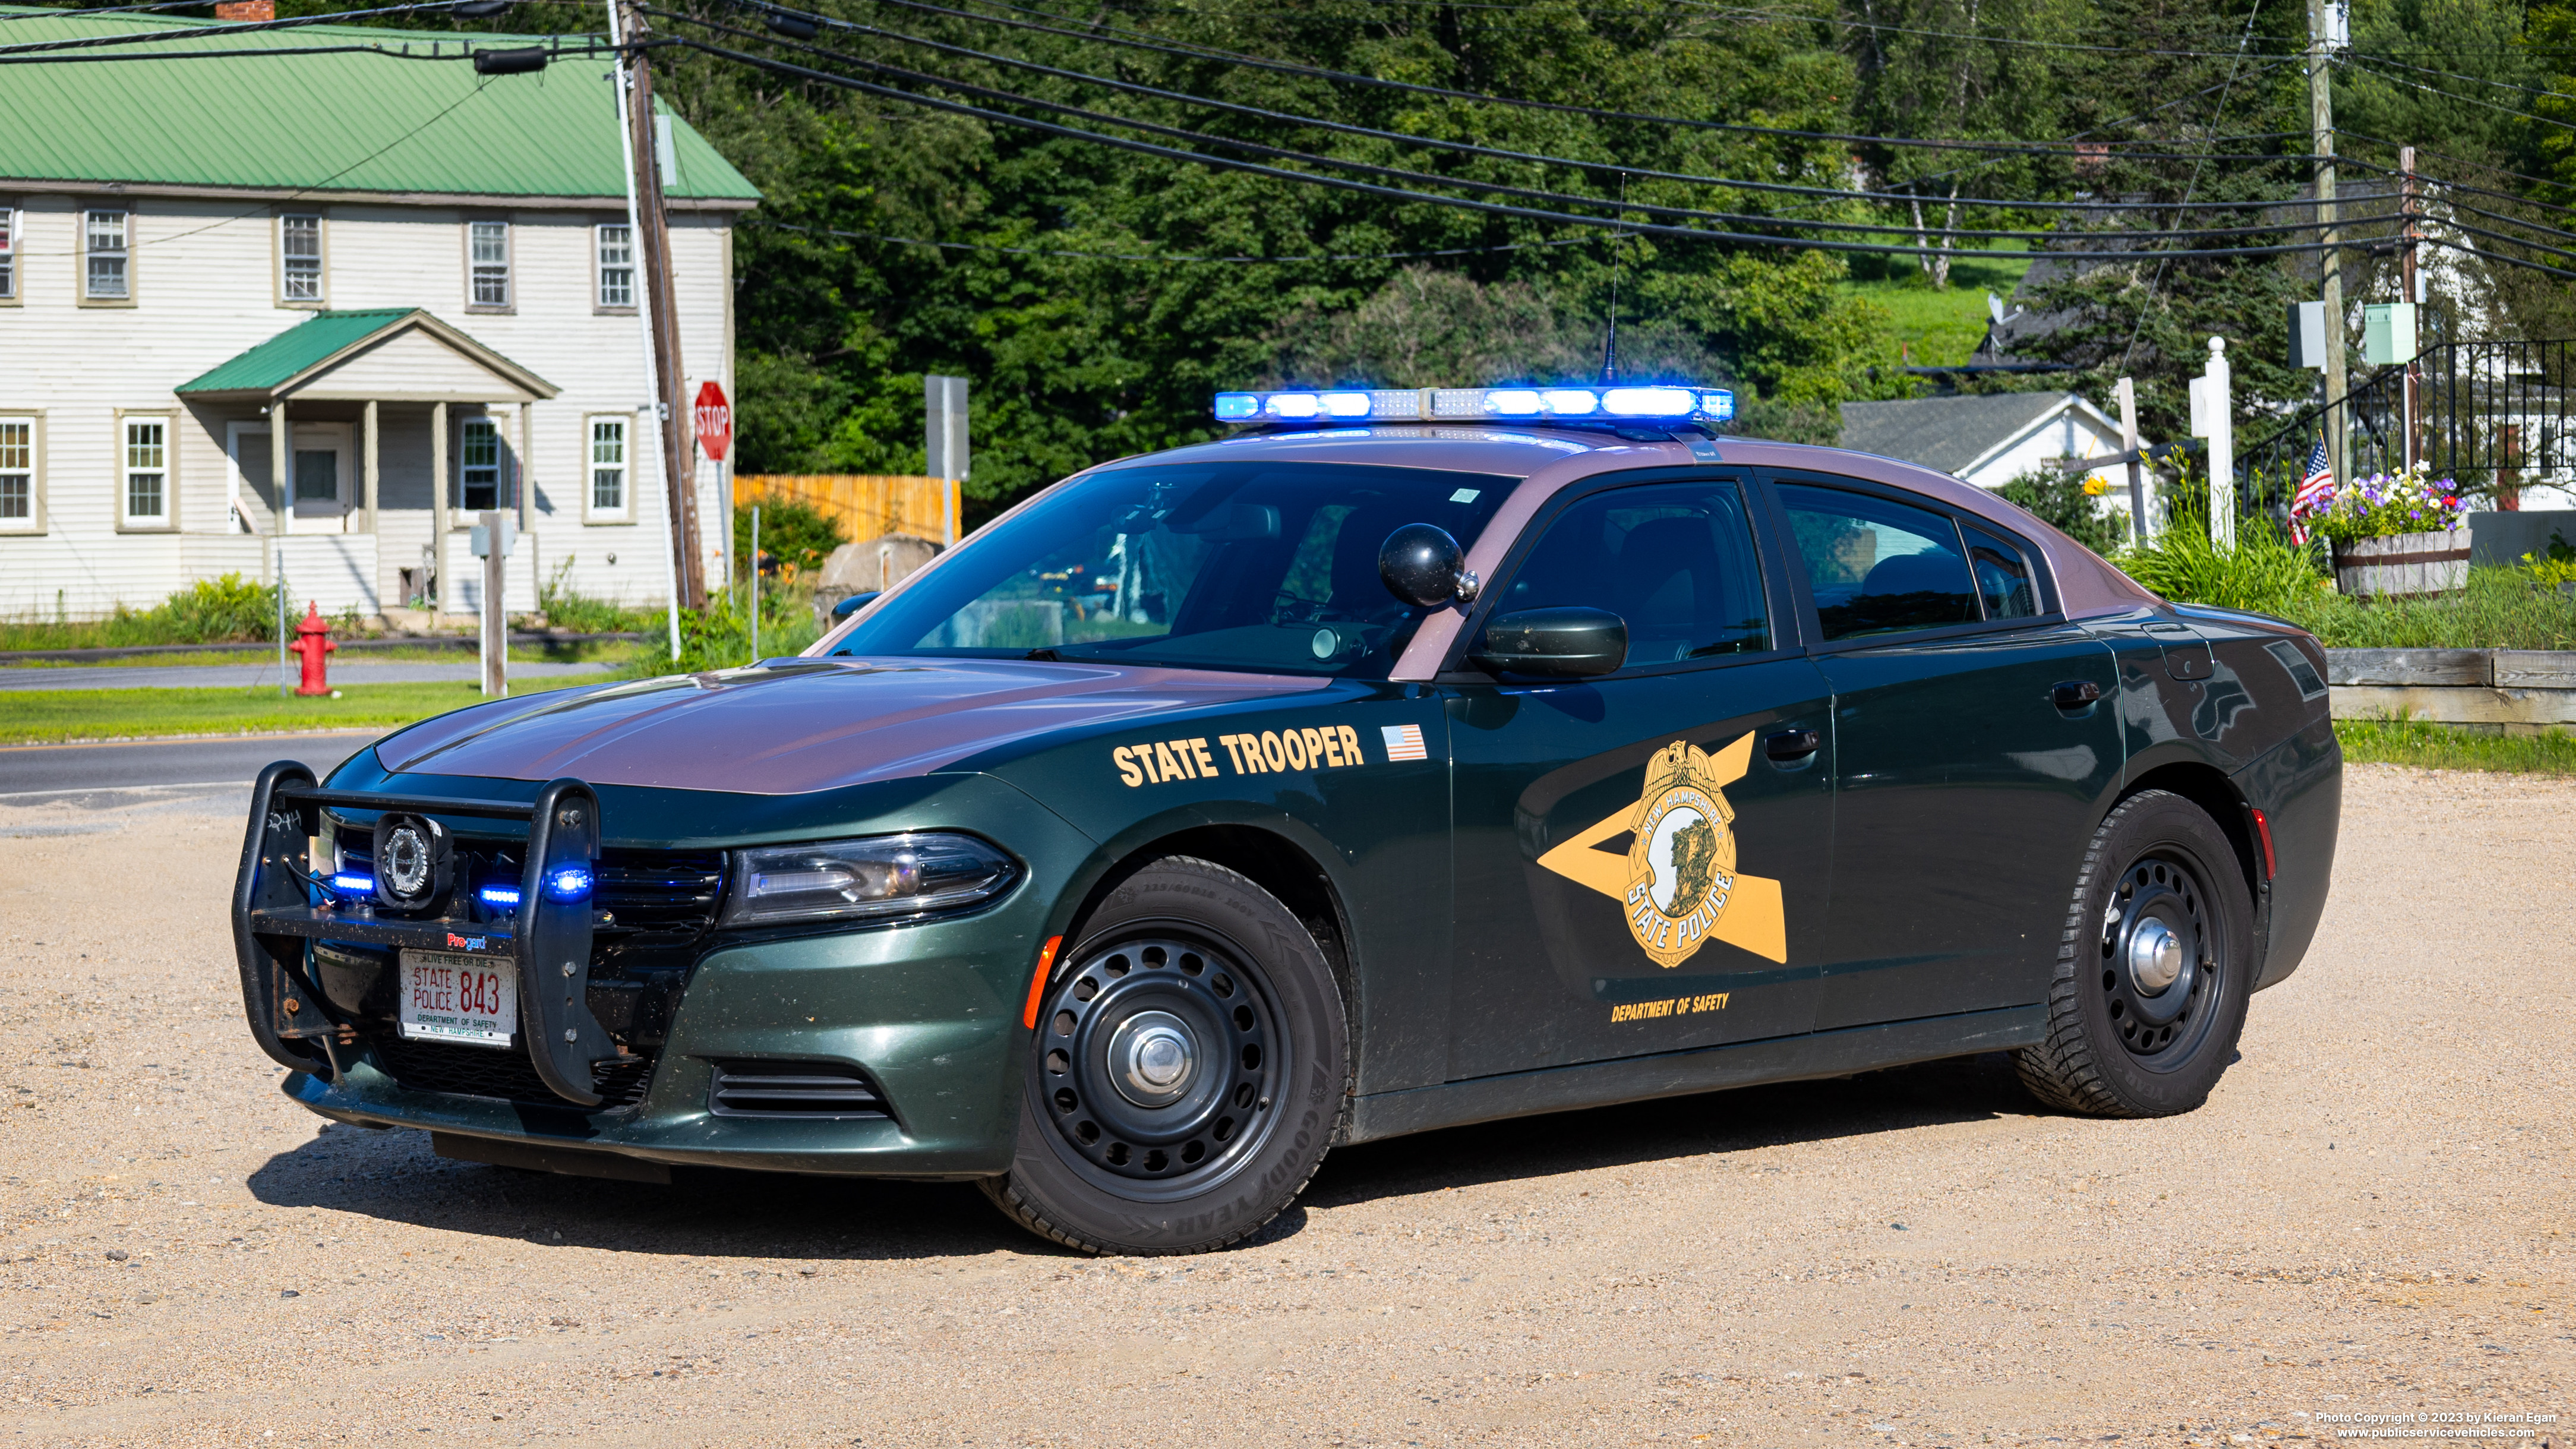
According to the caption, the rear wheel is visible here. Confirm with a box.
[2016,790,2255,1117]
[980,857,1349,1255]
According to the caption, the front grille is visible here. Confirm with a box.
[596,851,727,930]
[329,835,727,933]
[708,1059,888,1119]
[371,1036,658,1109]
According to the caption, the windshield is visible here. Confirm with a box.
[827,461,1520,677]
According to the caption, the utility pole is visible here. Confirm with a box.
[610,0,705,615]
[2308,0,2347,487]
[2400,144,2421,474]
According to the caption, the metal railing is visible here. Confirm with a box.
[2237,338,2576,523]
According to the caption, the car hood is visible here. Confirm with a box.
[372,658,1329,795]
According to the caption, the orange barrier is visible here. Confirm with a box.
[733,475,960,546]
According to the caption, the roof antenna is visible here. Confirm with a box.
[1600,172,1627,385]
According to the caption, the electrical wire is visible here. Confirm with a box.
[2119,0,2265,372]
[0,0,220,18]
[752,216,1592,261]
[671,15,2341,244]
[2339,54,2576,135]
[2337,128,2568,192]
[664,7,2315,218]
[2340,48,2571,100]
[677,36,2358,263]
[797,0,2316,160]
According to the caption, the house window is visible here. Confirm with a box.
[589,417,627,518]
[124,419,166,523]
[86,210,129,300]
[459,418,501,512]
[0,208,16,300]
[280,214,322,302]
[0,418,33,528]
[468,220,510,307]
[596,223,634,308]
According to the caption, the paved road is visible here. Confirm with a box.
[0,659,615,691]
[0,731,380,798]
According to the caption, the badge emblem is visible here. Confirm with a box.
[1534,731,1788,965]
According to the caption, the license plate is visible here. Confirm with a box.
[398,950,517,1048]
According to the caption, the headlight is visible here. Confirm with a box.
[719,832,1018,927]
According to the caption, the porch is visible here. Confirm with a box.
[176,308,563,624]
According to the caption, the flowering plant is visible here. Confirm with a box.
[2305,464,2469,544]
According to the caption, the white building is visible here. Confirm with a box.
[1838,392,2132,525]
[0,8,757,623]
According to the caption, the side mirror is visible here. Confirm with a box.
[1379,524,1481,608]
[1469,607,1628,679]
[830,591,881,620]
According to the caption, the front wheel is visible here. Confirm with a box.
[980,857,1350,1255]
[2016,789,2255,1117]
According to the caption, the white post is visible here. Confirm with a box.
[2205,337,2234,551]
[2115,375,2148,544]
[749,504,760,665]
[474,510,513,696]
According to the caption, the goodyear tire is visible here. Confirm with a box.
[2016,790,2255,1118]
[980,856,1350,1255]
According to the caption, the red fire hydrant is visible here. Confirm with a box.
[289,601,336,697]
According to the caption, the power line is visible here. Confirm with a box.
[2337,128,2566,191]
[815,0,2314,160]
[667,7,2315,219]
[2341,48,2569,100]
[752,216,1592,261]
[0,1,218,19]
[2120,0,2265,372]
[678,36,2360,264]
[673,15,2343,245]
[2339,54,2576,135]
[0,0,523,56]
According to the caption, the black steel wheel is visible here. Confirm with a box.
[2018,789,2255,1117]
[980,856,1349,1255]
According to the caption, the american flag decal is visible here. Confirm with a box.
[1381,724,1428,762]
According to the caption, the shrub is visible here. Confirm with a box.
[734,500,847,583]
[1997,468,2125,556]
[2111,474,2331,619]
[537,558,662,634]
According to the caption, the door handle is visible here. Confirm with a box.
[1764,728,1821,762]
[2051,679,2104,711]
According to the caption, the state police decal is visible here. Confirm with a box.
[1534,731,1790,967]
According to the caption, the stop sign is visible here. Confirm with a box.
[694,380,733,462]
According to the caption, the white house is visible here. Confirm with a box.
[0,7,758,624]
[1839,393,2132,525]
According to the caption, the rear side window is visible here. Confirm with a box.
[1778,485,1977,640]
[1488,480,1772,664]
[1962,523,2040,620]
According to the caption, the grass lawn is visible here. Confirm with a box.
[0,640,646,669]
[2335,718,2576,775]
[0,677,600,745]
[1840,245,2035,369]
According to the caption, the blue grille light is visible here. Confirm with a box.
[1210,384,1734,425]
[544,864,595,902]
[478,883,523,908]
[330,872,374,895]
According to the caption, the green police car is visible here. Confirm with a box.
[232,383,2341,1256]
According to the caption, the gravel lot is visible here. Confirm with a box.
[1,765,2566,1447]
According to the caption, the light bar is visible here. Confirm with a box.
[1212,384,1735,425]
[478,883,523,908]
[330,872,374,895]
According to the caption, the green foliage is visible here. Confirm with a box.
[2276,567,2576,649]
[734,500,847,582]
[642,590,829,677]
[1997,468,2125,555]
[0,573,288,651]
[536,559,664,635]
[2111,466,2331,617]
[2334,718,2576,776]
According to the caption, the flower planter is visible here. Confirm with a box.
[2332,529,2469,598]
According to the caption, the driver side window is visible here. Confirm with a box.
[1486,481,1772,665]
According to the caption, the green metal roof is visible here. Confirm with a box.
[176,308,557,397]
[0,7,759,203]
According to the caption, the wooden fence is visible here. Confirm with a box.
[733,475,960,547]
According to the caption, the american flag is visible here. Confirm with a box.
[2289,437,2334,544]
